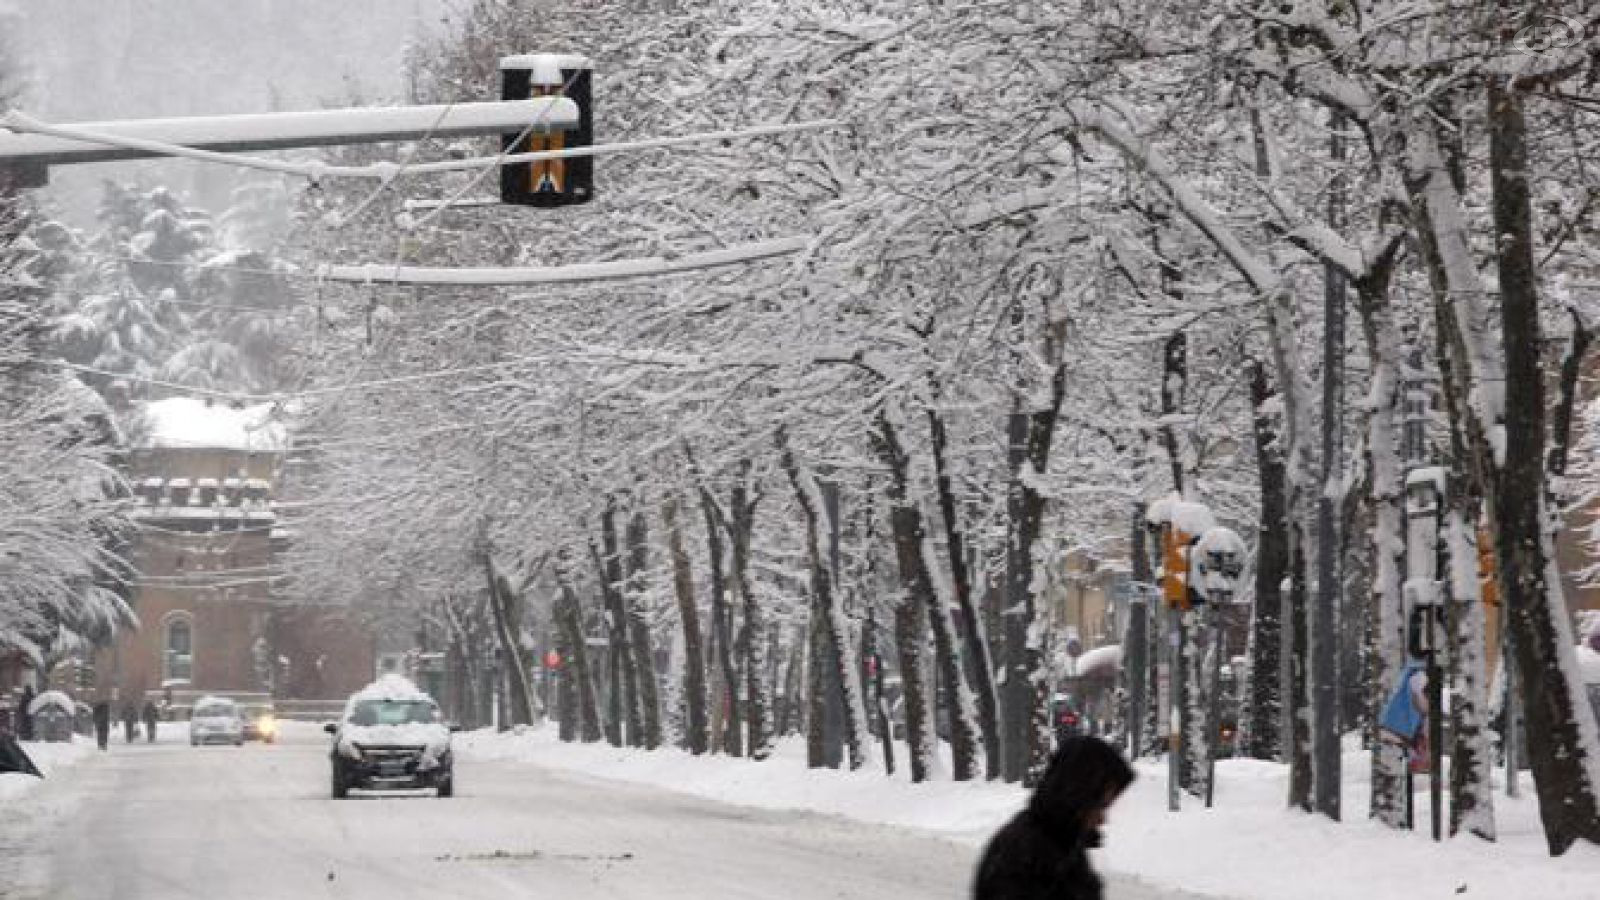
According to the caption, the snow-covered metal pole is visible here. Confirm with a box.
[1402,354,1445,840]
[1194,527,1247,808]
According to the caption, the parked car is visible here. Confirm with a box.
[241,704,278,743]
[189,696,244,746]
[325,675,454,799]
[27,690,76,743]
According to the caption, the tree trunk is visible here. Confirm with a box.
[554,556,602,742]
[927,402,1002,779]
[1444,498,1496,841]
[1002,364,1068,786]
[1487,76,1600,855]
[1312,135,1348,818]
[895,579,937,782]
[1346,263,1410,828]
[697,483,742,756]
[778,427,871,770]
[482,556,536,728]
[1244,360,1286,761]
[663,494,709,755]
[876,412,981,780]
[594,502,641,748]
[728,470,771,760]
[624,509,662,749]
[863,608,896,775]
[490,570,536,726]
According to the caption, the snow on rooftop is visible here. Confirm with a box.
[140,396,286,452]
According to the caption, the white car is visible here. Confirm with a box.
[189,696,244,746]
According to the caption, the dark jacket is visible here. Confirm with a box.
[973,737,1134,900]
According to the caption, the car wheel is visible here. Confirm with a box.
[436,773,453,798]
[331,762,349,799]
[190,738,198,747]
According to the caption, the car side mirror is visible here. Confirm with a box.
[448,724,462,733]
[323,722,338,735]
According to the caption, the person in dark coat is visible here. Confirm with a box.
[142,700,159,743]
[17,684,36,741]
[973,736,1135,900]
[122,701,138,743]
[92,700,111,751]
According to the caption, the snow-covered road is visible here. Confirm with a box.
[1,726,1196,899]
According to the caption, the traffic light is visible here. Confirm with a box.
[1161,526,1194,610]
[499,54,593,207]
[1477,525,1498,607]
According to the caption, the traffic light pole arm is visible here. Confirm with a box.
[0,109,843,185]
[0,100,578,183]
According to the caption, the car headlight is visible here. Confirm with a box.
[259,716,277,733]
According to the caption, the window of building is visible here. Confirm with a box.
[164,614,194,683]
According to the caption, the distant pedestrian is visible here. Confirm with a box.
[122,701,138,744]
[18,684,35,742]
[973,736,1134,900]
[142,700,159,743]
[92,700,111,751]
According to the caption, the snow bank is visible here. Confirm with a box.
[140,396,286,451]
[0,737,95,804]
[459,727,1600,900]
[1577,644,1600,684]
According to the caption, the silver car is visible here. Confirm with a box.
[189,696,244,746]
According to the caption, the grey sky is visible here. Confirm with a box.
[10,0,447,224]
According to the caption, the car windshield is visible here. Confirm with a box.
[194,703,234,718]
[347,698,437,726]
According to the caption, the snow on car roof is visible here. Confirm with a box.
[28,690,74,714]
[351,674,435,704]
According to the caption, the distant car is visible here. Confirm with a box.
[189,696,244,746]
[325,675,454,799]
[241,705,278,743]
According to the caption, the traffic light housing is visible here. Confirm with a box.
[499,54,593,207]
[1161,526,1194,610]
[1477,525,1498,607]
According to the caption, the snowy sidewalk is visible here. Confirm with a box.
[0,736,97,803]
[458,727,1600,900]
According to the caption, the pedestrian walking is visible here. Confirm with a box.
[122,701,138,744]
[142,700,159,743]
[18,684,35,742]
[973,736,1134,900]
[92,700,111,751]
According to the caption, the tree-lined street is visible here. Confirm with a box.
[1,728,1205,900]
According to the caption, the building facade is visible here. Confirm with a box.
[93,398,374,715]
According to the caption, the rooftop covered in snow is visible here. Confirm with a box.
[139,396,286,452]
